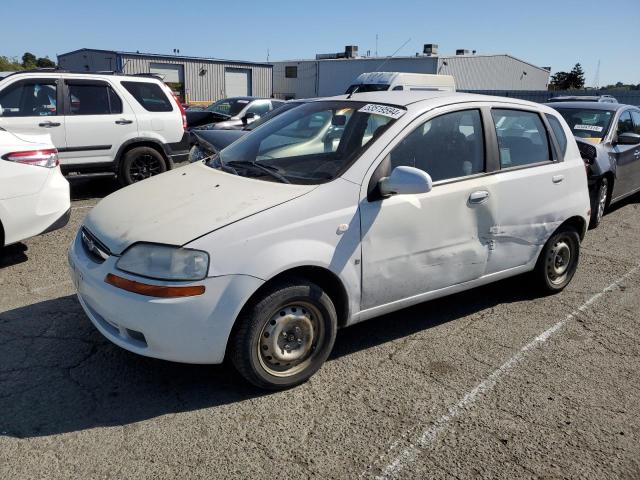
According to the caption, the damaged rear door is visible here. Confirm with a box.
[485,107,569,273]
[359,107,497,310]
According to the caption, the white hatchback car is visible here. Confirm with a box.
[1,127,70,248]
[68,92,590,389]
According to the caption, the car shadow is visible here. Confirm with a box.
[0,274,536,439]
[0,242,28,268]
[69,176,120,201]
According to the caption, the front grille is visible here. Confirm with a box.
[81,227,111,263]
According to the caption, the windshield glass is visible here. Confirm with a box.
[205,98,250,116]
[554,108,614,142]
[210,101,400,185]
[345,84,390,94]
[244,102,303,131]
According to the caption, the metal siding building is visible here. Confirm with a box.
[273,53,549,99]
[57,49,273,104]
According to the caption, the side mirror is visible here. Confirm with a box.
[242,112,257,125]
[616,132,640,146]
[378,166,433,197]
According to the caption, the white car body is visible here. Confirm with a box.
[68,91,590,367]
[0,127,70,246]
[0,71,188,182]
[347,72,456,93]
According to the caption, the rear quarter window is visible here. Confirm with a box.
[120,81,173,112]
[545,114,568,155]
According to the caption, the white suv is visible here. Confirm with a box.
[0,70,189,186]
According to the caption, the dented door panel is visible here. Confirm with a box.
[360,176,497,310]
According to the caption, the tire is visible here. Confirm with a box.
[118,146,167,186]
[534,225,580,293]
[230,279,337,390]
[589,177,609,229]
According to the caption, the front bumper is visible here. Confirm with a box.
[68,230,263,364]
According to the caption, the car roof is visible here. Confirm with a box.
[226,96,271,102]
[544,101,635,112]
[319,90,547,110]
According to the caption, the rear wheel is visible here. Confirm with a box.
[230,279,337,390]
[534,225,580,293]
[118,146,167,186]
[589,177,609,229]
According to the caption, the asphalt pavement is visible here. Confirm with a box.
[1,176,639,479]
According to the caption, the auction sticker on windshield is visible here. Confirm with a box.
[358,104,406,119]
[574,124,603,132]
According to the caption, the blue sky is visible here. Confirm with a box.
[1,0,638,86]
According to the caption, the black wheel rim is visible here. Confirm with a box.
[129,154,162,182]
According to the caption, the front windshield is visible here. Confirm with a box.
[554,108,614,142]
[205,98,250,117]
[244,102,302,131]
[345,84,390,94]
[210,101,400,185]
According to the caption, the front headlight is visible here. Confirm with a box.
[116,243,210,281]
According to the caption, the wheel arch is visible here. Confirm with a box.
[558,215,588,241]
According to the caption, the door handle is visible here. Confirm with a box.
[552,175,565,184]
[115,119,133,125]
[38,121,61,128]
[468,190,490,204]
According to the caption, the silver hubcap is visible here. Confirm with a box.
[597,182,607,222]
[258,303,322,377]
[547,240,572,285]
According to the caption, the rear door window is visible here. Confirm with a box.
[121,81,173,112]
[491,109,551,168]
[545,114,568,155]
[67,82,123,115]
[0,80,57,117]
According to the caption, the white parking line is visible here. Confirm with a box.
[368,264,640,480]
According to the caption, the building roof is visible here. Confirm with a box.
[58,48,273,68]
[272,53,549,74]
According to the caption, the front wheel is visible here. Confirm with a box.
[589,177,609,229]
[534,225,580,293]
[230,279,337,390]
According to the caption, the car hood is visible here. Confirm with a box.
[84,163,315,254]
[193,129,246,152]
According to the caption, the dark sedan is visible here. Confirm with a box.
[189,101,305,162]
[546,101,640,228]
[186,97,285,130]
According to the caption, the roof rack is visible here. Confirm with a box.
[0,68,167,81]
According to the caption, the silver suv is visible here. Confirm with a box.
[0,69,189,185]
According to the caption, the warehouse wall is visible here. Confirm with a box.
[437,55,549,91]
[58,50,119,72]
[120,55,272,103]
[272,61,318,99]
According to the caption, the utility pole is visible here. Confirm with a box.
[375,33,379,57]
[592,59,600,89]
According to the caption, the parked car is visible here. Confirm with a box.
[0,126,70,249]
[345,72,456,94]
[189,101,307,162]
[186,97,285,130]
[0,69,189,186]
[548,95,618,104]
[68,92,590,389]
[545,101,640,228]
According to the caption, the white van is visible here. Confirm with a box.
[346,72,456,94]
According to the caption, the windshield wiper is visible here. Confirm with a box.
[225,160,291,184]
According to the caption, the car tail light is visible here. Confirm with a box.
[172,93,187,130]
[2,148,59,168]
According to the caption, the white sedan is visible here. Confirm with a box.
[68,92,590,390]
[0,127,70,248]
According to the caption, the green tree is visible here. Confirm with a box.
[22,52,37,69]
[36,56,56,68]
[0,55,23,71]
[569,63,585,89]
[549,63,585,90]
